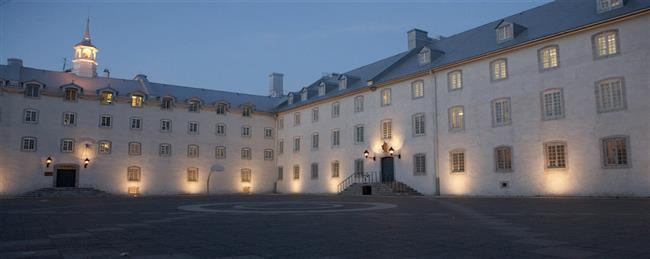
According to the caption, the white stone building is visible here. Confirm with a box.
[2,0,649,196]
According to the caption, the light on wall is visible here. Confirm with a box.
[388,147,401,159]
[363,150,376,161]
[45,156,52,168]
[84,158,90,168]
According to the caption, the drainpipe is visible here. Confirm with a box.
[431,70,441,196]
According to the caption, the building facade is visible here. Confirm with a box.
[2,0,649,196]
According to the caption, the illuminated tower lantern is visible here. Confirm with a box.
[72,18,98,77]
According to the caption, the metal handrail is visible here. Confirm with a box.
[337,171,415,194]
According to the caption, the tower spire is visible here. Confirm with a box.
[83,17,91,42]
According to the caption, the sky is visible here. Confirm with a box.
[0,0,552,95]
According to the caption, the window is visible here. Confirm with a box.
[354,96,364,113]
[492,98,511,127]
[381,120,392,139]
[293,137,301,152]
[61,139,74,153]
[63,112,76,126]
[294,112,301,126]
[318,84,326,96]
[23,109,38,124]
[595,78,626,112]
[241,126,251,137]
[131,95,144,107]
[339,76,348,90]
[418,47,431,65]
[413,113,425,136]
[241,147,252,160]
[264,149,274,160]
[188,121,199,134]
[597,0,623,13]
[127,166,141,182]
[311,163,319,180]
[312,108,319,122]
[278,117,284,130]
[312,133,319,149]
[187,168,199,182]
[215,146,226,159]
[130,117,142,130]
[24,83,40,98]
[496,23,513,42]
[354,124,364,144]
[332,129,340,147]
[288,94,294,105]
[278,139,284,154]
[293,165,300,180]
[242,105,253,117]
[538,45,559,70]
[264,128,273,139]
[216,102,227,115]
[593,30,619,58]
[541,89,564,120]
[216,123,226,136]
[380,88,391,106]
[98,140,112,154]
[331,102,340,118]
[161,97,174,110]
[277,167,284,181]
[495,146,513,172]
[64,88,78,102]
[354,159,364,175]
[160,119,172,132]
[159,143,171,157]
[412,80,424,99]
[602,136,629,168]
[449,106,464,131]
[188,100,200,112]
[99,115,112,128]
[301,89,308,101]
[21,137,37,152]
[331,161,340,178]
[544,141,567,170]
[128,142,141,156]
[491,59,508,81]
[450,150,465,173]
[100,91,114,105]
[187,144,199,158]
[414,153,426,175]
[448,70,463,90]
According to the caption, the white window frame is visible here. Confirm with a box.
[293,137,301,153]
[449,106,464,131]
[278,139,284,154]
[241,168,252,183]
[496,23,513,42]
[544,141,568,170]
[413,113,425,137]
[61,138,75,153]
[354,96,364,113]
[128,142,142,156]
[380,88,391,107]
[331,161,340,178]
[541,88,565,120]
[99,114,112,128]
[332,129,340,147]
[241,147,252,160]
[491,98,511,127]
[494,146,513,172]
[354,159,364,175]
[127,166,141,182]
[595,77,626,113]
[448,70,463,91]
[490,58,508,81]
[592,30,620,59]
[311,163,319,180]
[187,167,199,182]
[413,153,426,175]
[131,95,144,108]
[331,102,340,118]
[215,146,226,159]
[312,107,319,122]
[64,87,79,102]
[24,83,41,98]
[100,91,114,105]
[188,100,201,113]
[294,112,301,126]
[450,149,465,173]
[130,117,142,130]
[161,96,174,110]
[354,124,364,144]
[597,0,623,13]
[159,143,172,157]
[98,140,112,154]
[312,133,319,150]
[160,119,172,132]
[411,80,424,99]
[21,136,37,152]
[381,119,392,140]
[188,121,200,135]
[187,144,200,158]
[264,127,274,139]
[241,125,251,138]
[23,109,39,124]
[264,149,274,161]
[63,112,77,127]
[601,135,630,168]
[538,45,559,71]
[216,123,226,136]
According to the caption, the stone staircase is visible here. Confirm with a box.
[20,187,110,198]
[339,182,422,196]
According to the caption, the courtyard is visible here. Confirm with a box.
[1,195,650,258]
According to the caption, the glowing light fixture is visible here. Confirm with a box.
[388,147,401,159]
[46,156,52,168]
[84,158,90,168]
[363,150,376,161]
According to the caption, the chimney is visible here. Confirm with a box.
[407,29,432,50]
[7,58,23,67]
[268,72,284,97]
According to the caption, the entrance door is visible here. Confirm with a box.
[56,169,76,187]
[381,157,395,183]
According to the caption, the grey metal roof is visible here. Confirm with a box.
[277,0,650,111]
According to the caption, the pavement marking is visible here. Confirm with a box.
[49,232,92,239]
[530,247,599,258]
[86,227,125,232]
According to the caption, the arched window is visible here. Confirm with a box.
[242,105,253,117]
[24,83,41,98]
[188,99,201,113]
[161,96,174,110]
[100,91,114,105]
[216,102,228,115]
[64,88,79,102]
[131,94,144,107]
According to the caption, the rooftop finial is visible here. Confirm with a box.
[83,17,91,42]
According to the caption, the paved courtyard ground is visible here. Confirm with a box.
[1,194,650,258]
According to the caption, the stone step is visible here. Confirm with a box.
[20,187,110,198]
[339,182,422,196]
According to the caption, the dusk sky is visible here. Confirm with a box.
[1,0,551,95]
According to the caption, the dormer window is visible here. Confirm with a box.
[288,94,294,105]
[188,99,201,113]
[242,105,253,117]
[24,83,41,98]
[301,89,308,101]
[100,91,114,105]
[64,88,78,102]
[418,47,431,65]
[216,102,228,115]
[131,95,144,108]
[318,83,326,96]
[496,23,513,42]
[597,0,623,13]
[161,96,174,110]
[339,76,347,90]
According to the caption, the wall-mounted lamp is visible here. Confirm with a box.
[46,156,52,168]
[363,150,376,161]
[388,147,401,159]
[84,158,90,168]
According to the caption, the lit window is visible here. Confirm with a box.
[331,161,340,178]
[161,97,174,110]
[354,159,364,175]
[99,115,112,128]
[496,23,513,42]
[159,143,172,157]
[264,149,274,160]
[448,70,462,90]
[98,140,112,154]
[130,117,142,130]
[381,120,392,140]
[128,142,141,156]
[602,136,629,168]
[412,80,424,99]
[21,137,37,152]
[294,112,301,126]
[413,113,425,136]
[542,89,564,120]
[241,147,252,160]
[63,112,76,126]
[293,165,300,180]
[331,129,340,147]
[354,96,364,113]
[216,102,227,114]
[131,95,144,107]
[293,137,301,152]
[23,109,38,124]
[241,126,251,137]
[312,133,319,149]
[597,0,623,13]
[61,139,74,153]
[64,88,78,102]
[187,168,199,182]
[450,150,465,173]
[100,91,114,105]
[278,139,284,154]
[215,146,226,159]
[216,123,226,136]
[24,83,40,98]
[492,98,511,126]
[331,102,340,118]
[449,106,464,131]
[414,153,426,175]
[127,166,141,182]
[242,105,253,117]
[311,163,319,180]
[495,146,513,172]
[354,124,364,144]
[264,128,273,139]
[188,100,200,112]
[188,121,199,134]
[277,167,284,181]
[381,88,391,106]
[160,119,172,132]
[593,30,619,58]
[312,108,319,122]
[491,59,508,81]
[595,78,626,112]
[539,45,559,70]
[544,141,567,170]
[187,144,199,158]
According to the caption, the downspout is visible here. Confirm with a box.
[431,70,440,196]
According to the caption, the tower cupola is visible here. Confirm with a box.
[72,18,98,77]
